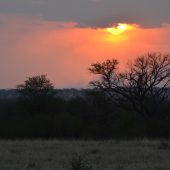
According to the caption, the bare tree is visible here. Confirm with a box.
[89,53,170,119]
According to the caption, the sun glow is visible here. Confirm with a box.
[106,23,135,35]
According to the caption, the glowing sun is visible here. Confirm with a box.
[106,23,134,35]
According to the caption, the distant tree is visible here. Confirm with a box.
[16,75,55,114]
[89,53,170,119]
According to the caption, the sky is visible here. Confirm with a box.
[0,0,170,88]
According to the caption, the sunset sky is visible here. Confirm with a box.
[0,0,170,88]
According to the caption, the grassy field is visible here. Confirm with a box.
[0,140,170,170]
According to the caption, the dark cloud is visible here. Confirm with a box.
[0,0,170,28]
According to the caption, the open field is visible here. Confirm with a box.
[0,140,170,170]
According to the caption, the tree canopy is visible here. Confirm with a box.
[89,53,170,118]
[16,75,55,113]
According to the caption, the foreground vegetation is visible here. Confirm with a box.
[0,140,170,170]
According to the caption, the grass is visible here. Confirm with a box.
[0,140,170,170]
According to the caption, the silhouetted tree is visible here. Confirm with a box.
[16,75,55,114]
[89,53,170,119]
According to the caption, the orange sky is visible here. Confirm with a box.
[0,15,170,88]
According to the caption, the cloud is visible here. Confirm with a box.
[0,0,170,28]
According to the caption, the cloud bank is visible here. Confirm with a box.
[0,0,170,28]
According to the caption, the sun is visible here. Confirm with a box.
[104,23,139,42]
[106,23,133,35]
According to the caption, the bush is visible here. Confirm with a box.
[68,153,93,170]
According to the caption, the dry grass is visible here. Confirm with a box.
[0,140,170,170]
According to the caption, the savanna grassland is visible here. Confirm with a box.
[0,140,170,170]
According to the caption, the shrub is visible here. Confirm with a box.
[68,153,93,170]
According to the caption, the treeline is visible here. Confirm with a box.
[0,52,170,139]
[0,89,170,139]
